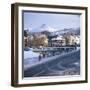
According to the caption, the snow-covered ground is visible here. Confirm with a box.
[24,50,40,60]
[24,50,40,69]
[24,47,80,70]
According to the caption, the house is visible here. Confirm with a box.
[24,36,30,47]
[75,36,80,45]
[63,34,80,46]
[51,36,66,46]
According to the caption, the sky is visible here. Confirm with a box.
[23,11,80,31]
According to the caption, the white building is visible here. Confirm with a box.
[51,36,66,46]
[75,36,80,45]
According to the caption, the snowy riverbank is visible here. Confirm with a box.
[24,48,80,70]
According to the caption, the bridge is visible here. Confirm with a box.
[33,46,77,52]
[32,46,78,56]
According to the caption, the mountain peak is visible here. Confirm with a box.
[31,24,57,33]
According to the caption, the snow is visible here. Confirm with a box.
[24,48,80,70]
[52,36,64,40]
[74,62,80,66]
[24,50,39,59]
[24,50,40,70]
[31,24,57,33]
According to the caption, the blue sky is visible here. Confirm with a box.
[24,12,80,31]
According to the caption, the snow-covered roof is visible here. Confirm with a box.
[52,36,64,40]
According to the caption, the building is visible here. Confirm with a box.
[51,34,80,47]
[75,36,80,45]
[63,34,80,46]
[24,36,31,47]
[51,36,66,46]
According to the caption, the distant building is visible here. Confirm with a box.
[24,29,31,47]
[24,36,30,47]
[51,36,66,46]
[63,34,80,46]
[51,34,80,47]
[75,36,80,45]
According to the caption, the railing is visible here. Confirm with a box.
[33,46,78,52]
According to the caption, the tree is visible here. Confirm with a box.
[31,35,48,47]
[64,36,70,46]
[24,30,28,37]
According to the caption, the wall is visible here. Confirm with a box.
[0,0,89,90]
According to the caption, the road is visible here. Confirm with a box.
[24,50,80,77]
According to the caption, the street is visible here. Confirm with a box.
[24,50,80,77]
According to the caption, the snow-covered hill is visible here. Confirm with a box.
[53,28,80,36]
[48,28,80,37]
[29,24,80,36]
[31,24,57,33]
